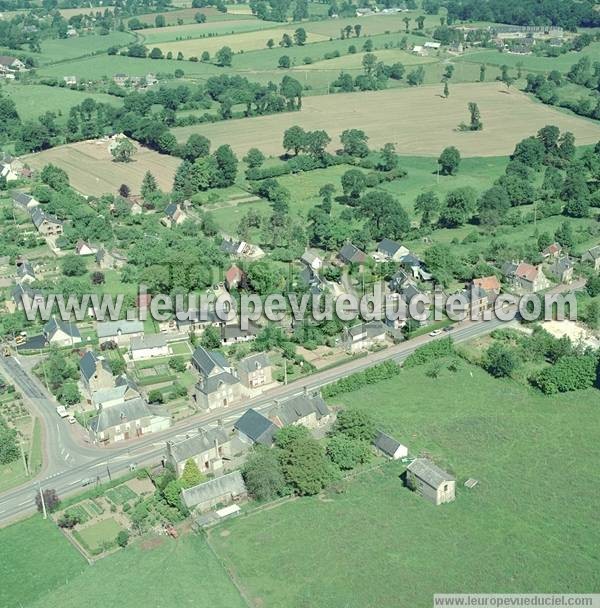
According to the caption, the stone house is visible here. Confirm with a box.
[181,470,247,513]
[191,346,242,411]
[166,425,231,476]
[237,353,272,392]
[79,351,114,396]
[406,458,455,506]
[97,320,144,346]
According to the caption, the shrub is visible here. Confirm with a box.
[322,361,400,397]
[404,338,454,368]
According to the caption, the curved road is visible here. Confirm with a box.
[0,316,509,525]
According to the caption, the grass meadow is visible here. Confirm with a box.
[208,362,600,608]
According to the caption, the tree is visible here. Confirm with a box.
[111,138,136,163]
[294,27,306,45]
[468,102,482,130]
[155,14,165,27]
[215,46,233,67]
[195,12,206,23]
[149,47,164,59]
[280,33,293,47]
[340,128,369,157]
[438,187,477,228]
[554,221,574,249]
[414,191,440,226]
[61,255,87,277]
[278,55,291,69]
[35,488,59,513]
[305,130,330,160]
[60,382,80,406]
[180,459,203,488]
[403,16,411,32]
[242,446,286,500]
[110,357,126,376]
[379,142,398,171]
[362,38,373,52]
[438,146,461,175]
[333,409,376,441]
[118,183,130,198]
[267,38,274,49]
[407,66,425,86]
[341,168,366,202]
[117,530,130,547]
[319,183,336,205]
[416,15,425,29]
[140,171,158,199]
[358,190,410,240]
[283,125,306,155]
[443,64,454,81]
[512,136,545,169]
[243,148,265,168]
[443,80,449,98]
[361,52,377,76]
[58,512,81,529]
[479,64,486,82]
[326,434,370,470]
[213,145,238,187]
[200,325,222,349]
[183,133,210,161]
[148,389,164,404]
[478,185,510,226]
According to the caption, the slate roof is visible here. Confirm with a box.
[89,397,167,433]
[407,458,455,488]
[584,246,600,260]
[550,256,573,275]
[0,56,18,67]
[373,431,404,457]
[164,202,178,218]
[168,426,229,463]
[234,408,278,446]
[79,351,111,382]
[30,206,62,228]
[91,384,138,409]
[347,321,386,339]
[237,353,270,374]
[339,243,367,264]
[221,239,242,255]
[196,371,239,395]
[191,346,230,376]
[460,285,488,303]
[12,283,42,305]
[270,393,330,427]
[16,260,35,279]
[12,192,33,206]
[377,238,403,257]
[130,334,167,351]
[181,470,246,509]
[221,322,259,341]
[96,319,144,339]
[43,318,80,339]
[301,250,321,266]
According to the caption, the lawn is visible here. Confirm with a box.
[209,362,600,608]
[74,517,123,553]
[26,533,246,608]
[3,84,122,121]
[39,31,134,63]
[0,516,86,608]
[172,82,600,158]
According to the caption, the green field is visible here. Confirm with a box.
[0,517,86,608]
[38,31,134,63]
[74,517,123,553]
[27,532,246,608]
[208,362,600,608]
[4,84,122,121]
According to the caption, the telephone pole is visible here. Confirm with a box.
[38,482,47,520]
[20,439,29,477]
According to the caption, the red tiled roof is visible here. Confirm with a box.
[515,263,538,282]
[473,276,501,292]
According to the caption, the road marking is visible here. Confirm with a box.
[17,500,30,506]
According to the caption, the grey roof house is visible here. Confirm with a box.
[166,425,230,475]
[234,408,278,447]
[406,458,456,505]
[181,470,247,512]
[372,431,408,459]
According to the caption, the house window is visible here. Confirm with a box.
[443,484,448,492]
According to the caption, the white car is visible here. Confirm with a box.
[68,416,77,424]
[429,329,443,337]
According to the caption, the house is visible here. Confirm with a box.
[502,261,550,293]
[91,378,140,410]
[459,285,488,318]
[406,458,455,505]
[129,334,169,361]
[166,425,231,475]
[301,250,323,271]
[377,238,409,262]
[30,207,63,236]
[113,73,128,86]
[0,56,26,74]
[66,26,78,37]
[75,240,97,256]
[174,308,224,335]
[161,203,187,228]
[582,246,600,271]
[225,265,243,291]
[541,242,561,259]
[448,41,464,53]
[79,351,114,395]
[412,45,427,56]
[299,265,324,295]
[97,319,144,346]
[548,256,574,284]
[11,284,43,311]
[234,408,278,447]
[191,346,242,410]
[389,269,412,293]
[181,470,247,512]
[221,322,259,345]
[43,318,81,347]
[237,353,272,391]
[373,430,408,459]
[15,258,36,284]
[345,321,387,353]
[269,392,331,430]
[63,75,77,86]
[472,276,501,296]
[12,192,39,210]
[400,253,431,281]
[125,195,144,215]
[338,242,367,265]
[424,41,442,50]
[220,238,264,259]
[89,397,170,444]
[1,161,18,182]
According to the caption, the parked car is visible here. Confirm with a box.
[443,325,454,332]
[429,329,443,337]
[68,416,76,424]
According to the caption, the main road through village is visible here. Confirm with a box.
[0,315,513,526]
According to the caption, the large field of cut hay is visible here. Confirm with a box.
[208,362,600,608]
[172,82,600,158]
[293,48,435,71]
[25,139,181,197]
[156,27,330,58]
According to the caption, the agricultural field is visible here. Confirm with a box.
[24,139,181,197]
[2,84,122,121]
[135,7,250,25]
[293,48,435,71]
[155,27,331,58]
[173,82,600,158]
[38,31,135,63]
[208,362,600,608]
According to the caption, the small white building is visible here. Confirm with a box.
[97,319,144,346]
[373,431,408,460]
[43,318,82,347]
[301,250,323,271]
[129,334,169,361]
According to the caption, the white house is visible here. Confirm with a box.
[373,431,408,459]
[75,240,97,256]
[129,334,170,361]
[43,318,82,347]
[301,250,323,271]
[97,319,144,346]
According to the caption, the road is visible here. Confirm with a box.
[0,316,512,525]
